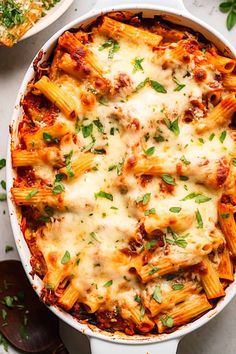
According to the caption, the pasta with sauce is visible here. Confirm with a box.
[11,12,236,336]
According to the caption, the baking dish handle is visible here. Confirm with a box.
[89,337,180,354]
[94,0,187,12]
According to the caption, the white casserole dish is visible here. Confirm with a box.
[6,1,236,353]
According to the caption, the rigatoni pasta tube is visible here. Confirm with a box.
[218,247,234,281]
[196,94,236,133]
[11,188,65,209]
[148,283,200,317]
[23,122,69,150]
[99,16,163,47]
[12,147,62,167]
[208,54,236,73]
[60,153,94,179]
[218,202,236,256]
[155,294,212,333]
[223,74,236,90]
[58,284,79,311]
[200,256,225,299]
[34,76,78,120]
[121,306,155,333]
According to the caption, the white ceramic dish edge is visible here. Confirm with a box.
[6,1,236,353]
[20,0,74,41]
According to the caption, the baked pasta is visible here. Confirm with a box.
[11,12,236,336]
[0,0,61,47]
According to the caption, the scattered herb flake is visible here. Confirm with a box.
[196,209,203,228]
[150,80,167,93]
[172,283,184,290]
[26,188,40,200]
[160,314,174,328]
[5,245,13,253]
[61,250,71,265]
[162,174,176,186]
[169,207,181,213]
[103,280,113,287]
[153,285,163,303]
[221,213,230,219]
[133,57,144,73]
[220,130,227,143]
[95,190,113,201]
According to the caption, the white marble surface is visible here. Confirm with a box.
[0,0,235,353]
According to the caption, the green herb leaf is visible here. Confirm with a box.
[172,283,184,290]
[82,123,93,138]
[42,132,58,143]
[144,208,156,216]
[153,285,162,303]
[52,184,64,195]
[144,146,155,156]
[160,314,174,328]
[154,135,165,143]
[162,174,176,186]
[61,250,70,264]
[195,195,211,204]
[1,308,7,321]
[232,158,236,166]
[99,38,115,50]
[227,9,236,30]
[196,209,203,228]
[55,173,64,182]
[172,76,186,92]
[181,192,200,201]
[209,133,215,141]
[95,190,113,201]
[133,57,144,73]
[0,333,9,351]
[2,296,14,308]
[179,175,189,181]
[26,188,40,199]
[90,232,101,243]
[180,155,191,165]
[0,159,6,169]
[5,245,13,253]
[137,193,151,205]
[108,39,120,59]
[149,266,160,275]
[219,2,234,13]
[134,294,141,303]
[150,80,167,93]
[134,77,150,92]
[99,96,109,106]
[103,280,113,287]
[164,118,180,136]
[175,238,188,248]
[219,130,227,143]
[169,207,181,213]
[140,304,145,320]
[1,180,6,190]
[0,193,6,201]
[93,119,104,133]
[145,240,157,250]
[221,213,230,219]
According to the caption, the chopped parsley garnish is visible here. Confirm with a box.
[144,208,156,216]
[64,150,74,177]
[145,240,157,250]
[180,155,190,165]
[103,280,113,287]
[160,314,174,328]
[150,80,167,93]
[162,174,176,186]
[90,232,101,243]
[52,183,64,195]
[0,333,9,352]
[133,57,144,73]
[140,304,145,320]
[134,77,149,92]
[0,159,6,169]
[95,190,113,201]
[61,250,70,264]
[5,245,14,253]
[153,285,162,303]
[172,76,186,91]
[55,173,64,182]
[209,133,215,141]
[179,175,189,181]
[2,295,14,308]
[1,180,6,190]
[99,96,109,106]
[1,309,7,321]
[169,207,181,213]
[99,38,120,59]
[93,118,104,133]
[42,132,58,143]
[82,123,93,138]
[0,0,26,29]
[232,158,236,167]
[172,283,184,290]
[221,213,230,219]
[198,137,204,144]
[196,209,203,228]
[154,135,165,143]
[137,193,151,205]
[0,193,7,201]
[164,117,180,136]
[134,295,141,303]
[149,266,160,276]
[220,130,227,143]
[166,227,188,248]
[181,193,211,203]
[144,146,155,156]
[26,188,40,200]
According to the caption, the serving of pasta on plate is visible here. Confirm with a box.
[11,12,236,336]
[0,0,61,47]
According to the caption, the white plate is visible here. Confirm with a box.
[20,0,74,41]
